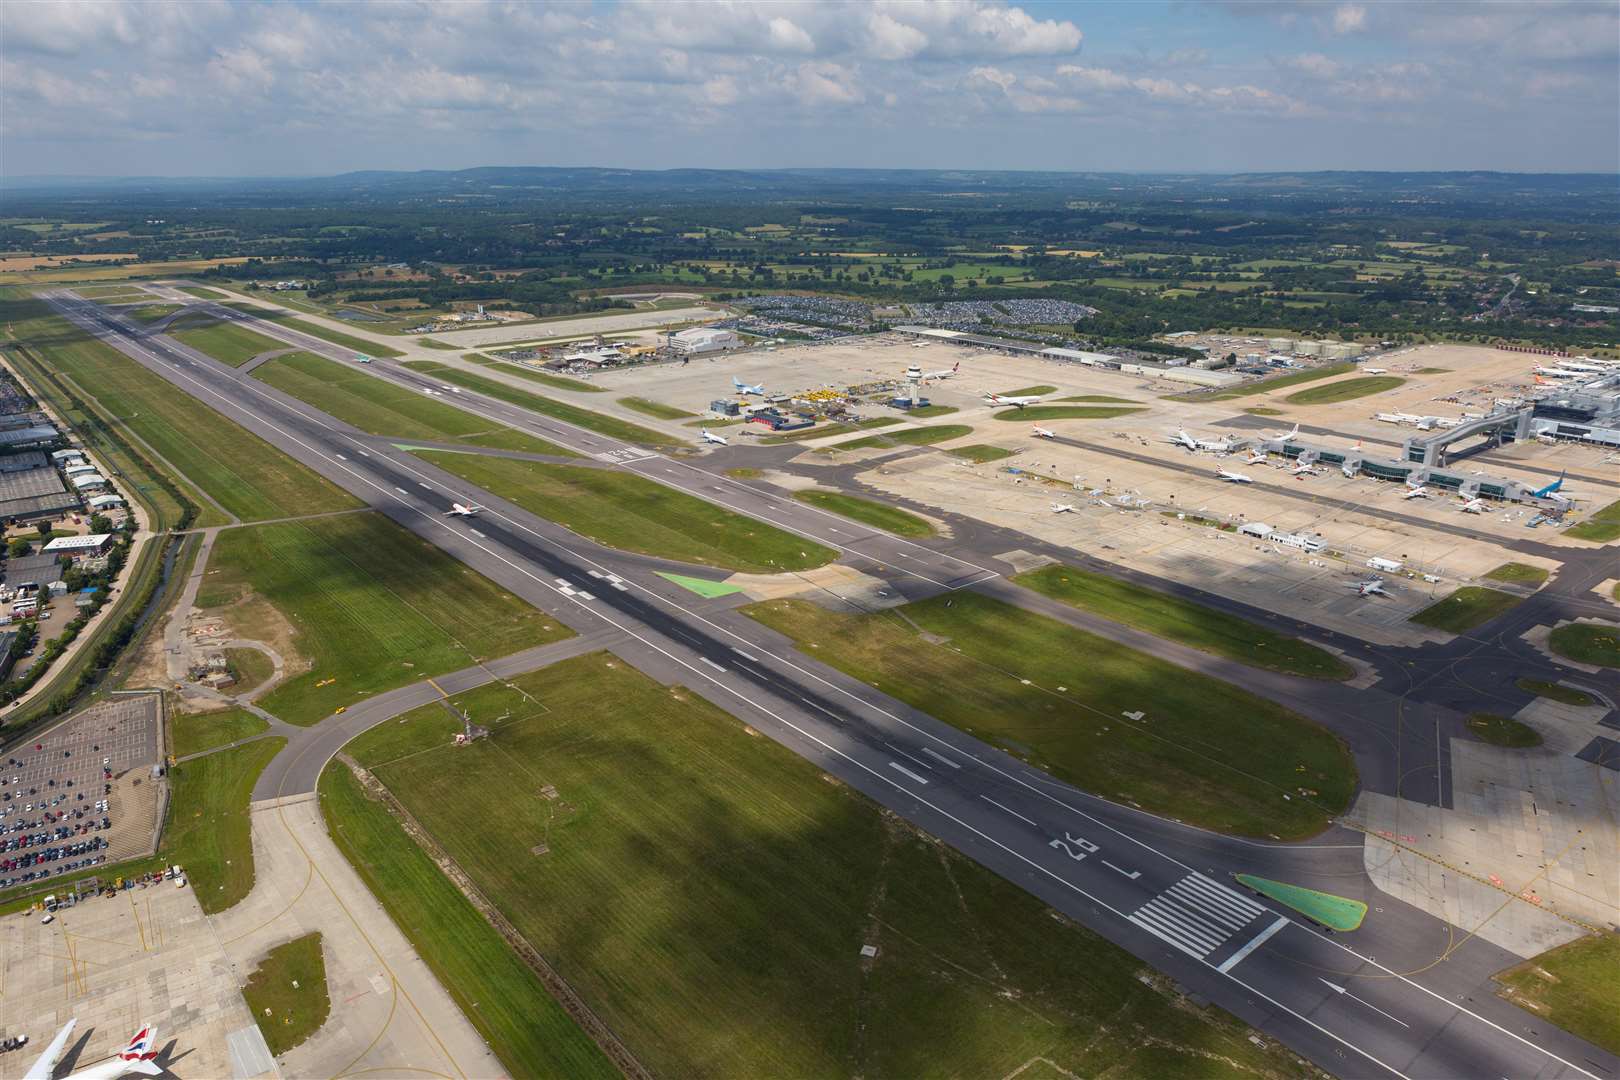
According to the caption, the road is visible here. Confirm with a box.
[45,290,1620,1080]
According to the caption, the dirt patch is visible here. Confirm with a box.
[212,593,310,682]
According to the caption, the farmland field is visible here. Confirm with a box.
[194,513,571,725]
[330,652,1304,1078]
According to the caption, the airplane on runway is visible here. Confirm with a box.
[1458,497,1488,513]
[1050,502,1076,513]
[1402,484,1431,499]
[1215,468,1253,483]
[1031,425,1056,439]
[1170,428,1237,454]
[352,354,372,364]
[919,361,960,381]
[445,502,485,517]
[23,1020,162,1080]
[731,376,764,395]
[1348,577,1389,597]
[700,429,729,446]
[984,392,1047,408]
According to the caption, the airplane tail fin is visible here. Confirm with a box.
[117,1024,158,1063]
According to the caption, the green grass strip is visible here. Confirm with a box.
[1565,499,1620,543]
[1285,375,1406,405]
[1233,874,1366,931]
[619,396,696,420]
[792,489,934,538]
[991,406,1144,422]
[656,571,745,597]
[1548,623,1620,668]
[829,424,973,451]
[243,932,331,1055]
[1409,587,1522,633]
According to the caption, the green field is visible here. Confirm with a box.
[171,707,269,758]
[331,652,1303,1078]
[254,352,576,456]
[171,318,287,367]
[473,355,605,391]
[1515,678,1594,707]
[178,285,226,300]
[164,738,285,913]
[1548,623,1620,668]
[1285,375,1406,405]
[999,384,1057,396]
[992,405,1144,422]
[946,444,1016,463]
[194,513,571,725]
[746,595,1353,838]
[404,362,681,448]
[125,304,182,324]
[1496,933,1620,1055]
[618,396,696,420]
[1484,562,1550,586]
[415,451,837,574]
[1409,587,1522,633]
[235,308,404,357]
[1015,565,1353,680]
[758,418,899,444]
[1175,362,1357,402]
[1467,713,1542,748]
[226,647,276,695]
[1060,395,1139,403]
[829,424,973,451]
[320,764,616,1078]
[1566,500,1620,543]
[243,932,330,1055]
[0,290,359,523]
[792,489,935,538]
[906,403,958,418]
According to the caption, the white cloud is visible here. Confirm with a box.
[1331,4,1367,34]
[1285,52,1342,78]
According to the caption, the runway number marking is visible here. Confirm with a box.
[1049,831,1099,862]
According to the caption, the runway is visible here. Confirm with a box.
[43,291,1620,1079]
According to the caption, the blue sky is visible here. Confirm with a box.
[3,0,1616,177]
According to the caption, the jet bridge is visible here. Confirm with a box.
[1402,408,1534,466]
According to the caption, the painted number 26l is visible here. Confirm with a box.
[1049,832,1099,861]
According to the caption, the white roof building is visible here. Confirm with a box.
[669,327,742,355]
[43,533,114,554]
[87,493,126,510]
[70,473,109,490]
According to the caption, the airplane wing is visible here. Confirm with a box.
[24,1020,77,1080]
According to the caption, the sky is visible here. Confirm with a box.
[3,0,1617,178]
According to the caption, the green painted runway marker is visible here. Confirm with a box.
[391,443,477,454]
[1235,874,1367,931]
[656,572,744,598]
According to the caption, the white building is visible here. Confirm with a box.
[70,473,109,492]
[44,533,115,557]
[669,328,742,355]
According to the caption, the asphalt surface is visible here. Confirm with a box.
[43,291,1620,1080]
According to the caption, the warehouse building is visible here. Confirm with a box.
[0,462,78,521]
[43,533,116,558]
[669,327,743,355]
[4,552,65,592]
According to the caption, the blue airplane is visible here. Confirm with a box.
[1531,470,1566,500]
[732,376,765,395]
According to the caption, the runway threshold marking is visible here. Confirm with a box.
[889,761,929,785]
[1217,916,1289,974]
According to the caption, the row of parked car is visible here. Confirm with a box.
[0,836,105,890]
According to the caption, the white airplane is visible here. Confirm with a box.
[1402,485,1431,500]
[731,376,764,395]
[700,429,729,446]
[1031,425,1056,439]
[984,393,1046,409]
[1170,429,1237,454]
[24,1019,161,1080]
[1348,578,1389,597]
[1215,469,1253,483]
[1532,366,1586,379]
[1363,367,1388,374]
[1458,497,1488,513]
[1291,460,1318,476]
[920,361,960,382]
[1268,423,1300,441]
[1243,451,1267,465]
[1050,502,1076,514]
[445,502,485,517]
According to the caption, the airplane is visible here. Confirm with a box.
[1031,425,1056,439]
[1243,450,1268,465]
[1050,502,1076,514]
[919,361,960,382]
[1291,460,1318,476]
[1531,470,1567,500]
[1458,497,1488,513]
[1215,469,1253,483]
[1362,366,1388,374]
[1268,423,1300,442]
[1348,578,1389,597]
[731,376,764,396]
[445,502,485,517]
[984,393,1047,409]
[1532,366,1586,379]
[1402,485,1431,499]
[700,429,729,446]
[24,1020,162,1080]
[352,354,372,364]
[1170,429,1237,454]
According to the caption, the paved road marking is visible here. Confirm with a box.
[886,742,935,772]
[920,746,960,769]
[576,591,595,601]
[732,648,759,662]
[586,570,604,578]
[558,586,576,596]
[393,486,408,495]
[1318,978,1410,1028]
[1130,872,1267,960]
[468,529,484,538]
[699,657,726,672]
[889,761,929,785]
[1102,860,1141,880]
[1218,916,1289,973]
[610,582,629,591]
[981,796,1039,827]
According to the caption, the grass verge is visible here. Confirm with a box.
[1496,933,1620,1055]
[254,352,575,456]
[618,396,696,420]
[171,707,270,758]
[1484,562,1549,586]
[1565,500,1620,543]
[472,355,605,391]
[1548,623,1620,668]
[234,307,405,357]
[1285,375,1406,405]
[1409,587,1522,633]
[746,595,1353,838]
[1170,362,1355,402]
[164,737,285,913]
[991,406,1144,422]
[415,451,837,573]
[1467,713,1542,748]
[829,424,973,451]
[243,932,331,1055]
[999,384,1057,396]
[946,444,1015,463]
[125,305,181,324]
[194,513,571,725]
[332,651,1305,1077]
[792,489,935,538]
[319,764,616,1077]
[907,403,958,418]
[1515,678,1594,707]
[404,361,681,449]
[178,286,226,300]
[170,318,287,367]
[1015,565,1353,680]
